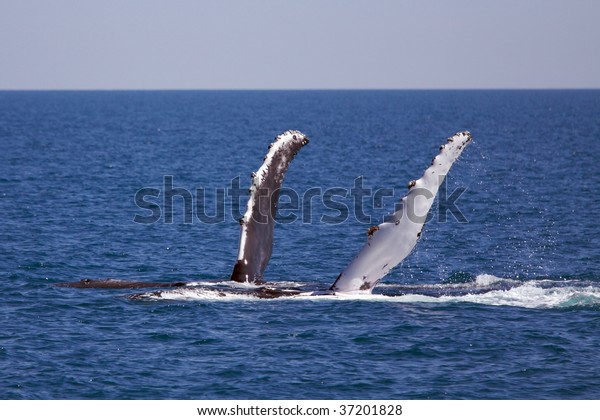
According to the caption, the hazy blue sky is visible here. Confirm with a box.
[1,0,599,89]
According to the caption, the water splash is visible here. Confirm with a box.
[129,274,600,309]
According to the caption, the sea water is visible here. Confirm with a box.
[0,90,599,399]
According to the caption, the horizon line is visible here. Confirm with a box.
[1,87,600,92]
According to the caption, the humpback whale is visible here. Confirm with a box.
[57,130,473,297]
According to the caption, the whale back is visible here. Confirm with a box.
[230,130,309,283]
[330,131,473,293]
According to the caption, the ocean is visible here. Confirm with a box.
[0,90,599,399]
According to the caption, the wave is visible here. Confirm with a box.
[374,275,600,309]
[445,282,600,309]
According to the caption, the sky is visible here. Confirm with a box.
[1,0,599,89]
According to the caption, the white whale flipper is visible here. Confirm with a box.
[231,130,309,283]
[330,131,473,293]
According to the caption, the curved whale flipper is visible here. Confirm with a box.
[330,131,473,293]
[57,130,308,290]
[230,130,309,283]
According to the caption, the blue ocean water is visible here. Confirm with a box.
[0,90,599,399]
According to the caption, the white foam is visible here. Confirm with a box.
[132,276,600,309]
[474,274,512,286]
[138,288,262,301]
[444,283,600,309]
